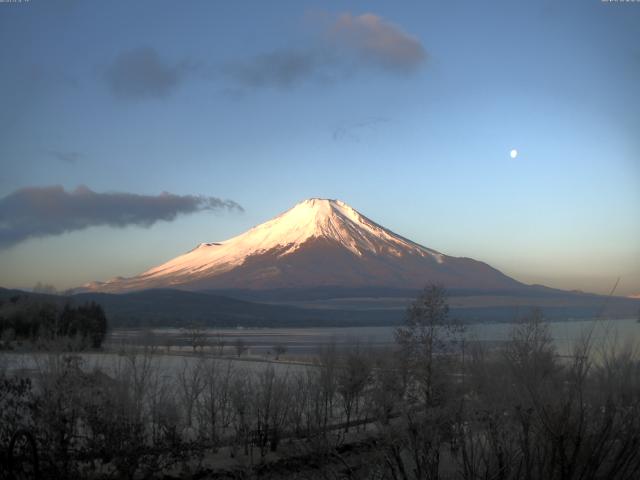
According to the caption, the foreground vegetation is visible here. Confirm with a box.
[1,286,639,479]
[0,294,108,350]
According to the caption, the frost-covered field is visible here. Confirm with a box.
[0,350,309,378]
[2,318,637,377]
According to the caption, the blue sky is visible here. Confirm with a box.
[0,0,638,295]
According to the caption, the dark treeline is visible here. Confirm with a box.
[70,288,640,328]
[0,295,108,349]
[1,286,639,479]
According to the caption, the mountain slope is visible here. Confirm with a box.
[85,198,525,293]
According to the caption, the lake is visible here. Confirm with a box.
[2,318,637,377]
[109,317,640,357]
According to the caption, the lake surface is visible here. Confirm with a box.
[110,317,640,357]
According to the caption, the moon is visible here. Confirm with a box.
[510,149,518,159]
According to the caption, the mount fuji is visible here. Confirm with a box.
[84,198,525,293]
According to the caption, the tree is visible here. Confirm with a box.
[85,302,108,348]
[0,299,107,349]
[229,373,252,456]
[504,307,556,392]
[185,323,206,353]
[57,302,108,349]
[337,347,372,431]
[369,352,408,424]
[253,366,290,456]
[382,285,462,479]
[178,359,205,429]
[273,343,287,360]
[197,360,234,448]
[395,284,460,405]
[234,338,248,357]
[212,333,226,356]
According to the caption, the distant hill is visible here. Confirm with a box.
[73,289,398,327]
[2,286,639,328]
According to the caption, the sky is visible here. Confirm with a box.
[0,0,639,296]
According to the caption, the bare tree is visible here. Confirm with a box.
[234,338,248,357]
[368,351,408,424]
[273,343,287,360]
[367,285,463,480]
[212,333,226,356]
[454,309,640,480]
[229,371,253,457]
[316,343,339,437]
[395,284,461,405]
[504,308,556,392]
[253,366,290,456]
[178,359,206,430]
[184,323,206,353]
[287,372,311,437]
[140,328,160,353]
[197,359,235,448]
[337,346,372,431]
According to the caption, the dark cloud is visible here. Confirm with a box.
[224,49,331,89]
[47,150,83,165]
[105,47,191,100]
[0,185,243,249]
[226,12,426,90]
[102,13,424,96]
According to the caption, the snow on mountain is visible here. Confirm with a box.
[84,198,524,292]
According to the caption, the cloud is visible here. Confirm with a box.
[102,13,425,96]
[226,12,426,90]
[105,47,190,100]
[224,49,331,90]
[47,150,83,165]
[0,185,243,249]
[329,13,426,73]
[332,117,389,143]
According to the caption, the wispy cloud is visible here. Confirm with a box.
[332,117,390,143]
[103,13,426,97]
[225,12,427,90]
[224,49,332,90]
[105,47,192,100]
[47,150,83,165]
[0,185,243,249]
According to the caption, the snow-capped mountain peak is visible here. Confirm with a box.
[84,198,522,292]
[143,198,439,275]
